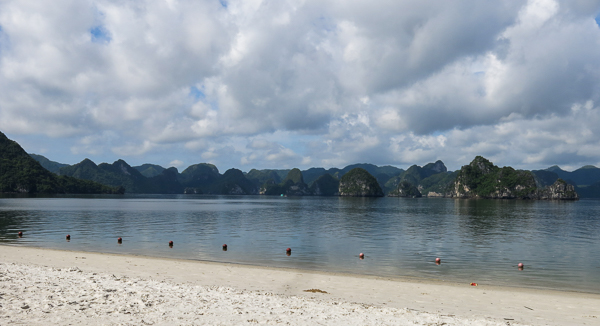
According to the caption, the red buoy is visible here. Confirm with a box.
[66,234,71,240]
[518,262,524,270]
[18,231,23,237]
[359,253,365,259]
[435,257,441,264]
[117,237,122,243]
[169,240,174,247]
[286,247,291,252]
[222,244,228,250]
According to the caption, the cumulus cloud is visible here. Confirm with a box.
[169,159,184,169]
[1,0,600,171]
[240,133,307,169]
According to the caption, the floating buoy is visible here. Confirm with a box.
[435,257,441,264]
[18,231,23,237]
[169,240,174,247]
[222,244,228,251]
[286,247,292,253]
[518,262,524,270]
[470,282,478,286]
[117,237,122,244]
[359,253,365,259]
[66,234,71,240]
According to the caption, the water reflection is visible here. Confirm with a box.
[0,195,598,293]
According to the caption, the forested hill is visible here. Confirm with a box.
[12,130,595,198]
[0,132,123,194]
[449,156,578,200]
[29,150,587,199]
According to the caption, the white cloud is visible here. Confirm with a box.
[112,140,155,157]
[169,159,184,168]
[1,0,600,171]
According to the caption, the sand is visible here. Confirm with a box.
[0,246,598,325]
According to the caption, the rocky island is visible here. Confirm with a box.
[448,156,578,200]
[260,168,311,196]
[0,129,588,199]
[388,181,422,197]
[338,168,384,197]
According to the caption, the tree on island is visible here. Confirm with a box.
[0,132,122,194]
[338,168,384,197]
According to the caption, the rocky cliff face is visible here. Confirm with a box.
[261,168,311,196]
[259,179,276,195]
[424,160,447,174]
[284,182,311,196]
[338,168,384,197]
[426,191,444,197]
[535,179,578,200]
[448,156,578,200]
[448,156,535,199]
[388,181,422,197]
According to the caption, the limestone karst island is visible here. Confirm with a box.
[0,131,583,199]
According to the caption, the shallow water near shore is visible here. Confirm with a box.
[1,195,599,293]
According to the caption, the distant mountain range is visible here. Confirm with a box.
[0,130,594,198]
[28,150,588,198]
[531,166,600,198]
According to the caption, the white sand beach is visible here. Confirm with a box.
[0,246,598,325]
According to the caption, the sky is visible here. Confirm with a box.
[2,0,600,173]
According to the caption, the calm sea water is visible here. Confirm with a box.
[0,195,599,293]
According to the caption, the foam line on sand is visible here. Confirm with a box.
[1,245,599,325]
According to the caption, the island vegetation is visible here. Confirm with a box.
[0,130,592,199]
[338,168,384,197]
[449,156,578,200]
[0,132,123,194]
[261,168,311,196]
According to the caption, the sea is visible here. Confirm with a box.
[0,195,599,294]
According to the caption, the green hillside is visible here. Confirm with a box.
[544,165,600,186]
[29,154,69,173]
[338,168,384,197]
[309,174,339,196]
[134,164,166,178]
[302,164,403,187]
[262,168,310,196]
[450,156,577,200]
[246,169,283,188]
[208,168,258,195]
[59,159,154,193]
[384,160,449,195]
[0,132,122,194]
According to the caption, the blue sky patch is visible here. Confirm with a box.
[219,0,227,8]
[90,25,111,44]
[189,86,206,100]
[596,13,600,27]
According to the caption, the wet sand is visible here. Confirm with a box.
[1,245,598,325]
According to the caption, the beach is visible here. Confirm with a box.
[0,246,598,325]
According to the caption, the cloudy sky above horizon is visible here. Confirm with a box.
[2,0,600,173]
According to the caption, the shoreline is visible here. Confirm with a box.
[4,243,600,296]
[1,245,599,325]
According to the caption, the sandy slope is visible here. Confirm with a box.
[1,246,598,325]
